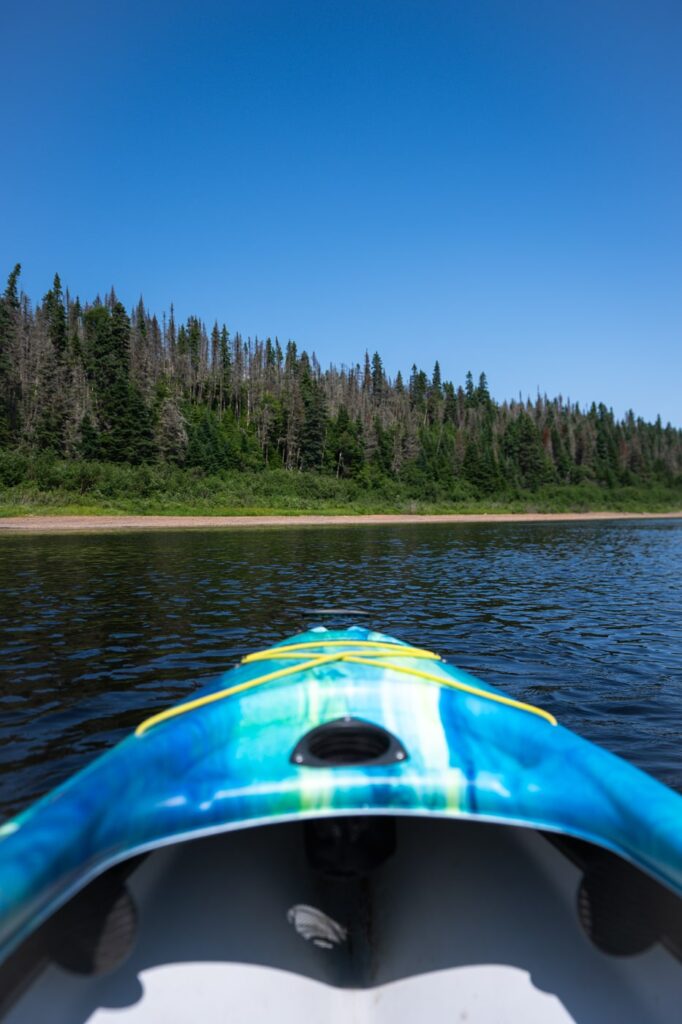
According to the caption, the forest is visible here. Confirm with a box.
[0,264,680,514]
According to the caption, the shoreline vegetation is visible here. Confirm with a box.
[1,464,681,530]
[1,511,681,533]
[1,267,681,522]
[1,460,682,522]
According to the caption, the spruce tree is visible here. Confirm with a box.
[298,352,327,470]
[371,352,384,398]
[0,264,21,445]
[431,361,442,397]
[84,302,154,464]
[362,352,372,394]
[219,326,231,411]
[476,372,491,407]
[465,370,475,405]
[78,414,100,460]
[44,273,67,357]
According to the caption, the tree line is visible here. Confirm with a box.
[0,263,680,496]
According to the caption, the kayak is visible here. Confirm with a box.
[0,625,681,1022]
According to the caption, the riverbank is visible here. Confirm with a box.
[2,458,682,520]
[1,511,681,532]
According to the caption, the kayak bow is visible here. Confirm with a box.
[0,626,681,1021]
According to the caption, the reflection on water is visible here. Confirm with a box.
[0,520,681,818]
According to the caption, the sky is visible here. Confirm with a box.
[2,0,681,425]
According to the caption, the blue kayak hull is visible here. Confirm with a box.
[1,625,681,962]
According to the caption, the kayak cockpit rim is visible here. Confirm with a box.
[1,805,679,968]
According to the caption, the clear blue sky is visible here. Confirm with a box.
[2,1,681,424]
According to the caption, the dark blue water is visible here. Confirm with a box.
[0,520,681,820]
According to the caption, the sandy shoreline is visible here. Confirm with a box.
[0,511,681,532]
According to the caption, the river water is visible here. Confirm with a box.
[0,520,681,819]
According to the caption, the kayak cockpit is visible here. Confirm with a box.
[2,815,681,1023]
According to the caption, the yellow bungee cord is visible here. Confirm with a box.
[135,640,557,737]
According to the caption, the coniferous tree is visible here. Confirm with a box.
[0,264,21,444]
[44,274,67,357]
[371,352,384,398]
[431,361,442,396]
[465,370,475,406]
[298,352,326,470]
[78,414,100,460]
[218,326,231,412]
[476,372,491,408]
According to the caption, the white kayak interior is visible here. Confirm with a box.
[4,817,681,1024]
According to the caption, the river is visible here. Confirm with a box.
[1,519,681,819]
